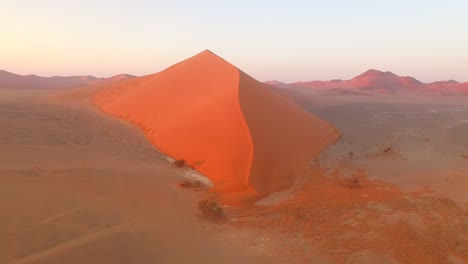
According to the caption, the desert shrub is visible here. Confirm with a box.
[198,199,224,220]
[383,147,391,153]
[348,152,355,159]
[173,159,186,168]
[343,175,362,188]
[178,179,203,189]
[340,168,367,188]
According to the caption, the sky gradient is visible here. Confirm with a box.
[1,0,468,82]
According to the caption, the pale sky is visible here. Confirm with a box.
[1,0,467,82]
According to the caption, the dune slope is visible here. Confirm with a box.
[95,50,339,205]
[238,72,339,200]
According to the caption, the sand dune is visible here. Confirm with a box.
[287,70,422,94]
[424,81,468,94]
[237,71,339,203]
[268,69,468,95]
[94,50,339,205]
[263,80,289,88]
[0,70,135,90]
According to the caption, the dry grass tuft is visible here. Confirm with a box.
[198,199,224,220]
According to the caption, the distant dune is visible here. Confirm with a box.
[0,70,135,89]
[94,50,339,205]
[320,88,373,96]
[263,80,289,88]
[424,80,468,94]
[268,69,468,95]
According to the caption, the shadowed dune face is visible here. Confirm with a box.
[95,50,339,205]
[238,72,339,201]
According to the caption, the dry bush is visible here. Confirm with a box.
[178,179,203,189]
[198,199,224,220]
[341,168,367,188]
[343,175,362,188]
[173,159,186,168]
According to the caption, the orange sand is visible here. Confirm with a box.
[94,50,338,205]
[229,163,468,263]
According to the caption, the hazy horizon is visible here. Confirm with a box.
[1,0,467,82]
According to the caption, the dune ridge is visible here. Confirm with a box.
[268,69,468,95]
[94,50,339,205]
[0,69,135,89]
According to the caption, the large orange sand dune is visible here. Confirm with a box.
[94,50,339,205]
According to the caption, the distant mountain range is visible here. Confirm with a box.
[0,69,135,89]
[266,69,468,95]
[3,68,466,95]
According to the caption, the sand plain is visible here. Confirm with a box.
[0,87,279,264]
[1,83,467,264]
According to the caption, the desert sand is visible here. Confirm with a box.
[226,92,468,263]
[0,87,279,264]
[2,52,467,264]
[94,50,339,205]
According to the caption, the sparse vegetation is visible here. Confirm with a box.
[348,152,354,159]
[173,159,186,168]
[341,169,367,188]
[343,175,362,188]
[383,147,391,153]
[198,199,224,220]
